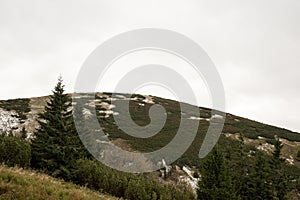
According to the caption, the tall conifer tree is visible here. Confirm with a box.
[31,77,86,179]
[197,145,237,200]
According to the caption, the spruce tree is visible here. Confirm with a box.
[272,138,284,166]
[271,138,288,199]
[20,127,27,140]
[31,77,86,179]
[248,151,275,199]
[234,134,252,199]
[197,145,237,200]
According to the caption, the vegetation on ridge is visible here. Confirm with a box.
[0,77,299,199]
[29,78,194,200]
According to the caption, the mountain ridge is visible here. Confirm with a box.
[0,92,299,135]
[0,92,300,198]
[0,93,299,167]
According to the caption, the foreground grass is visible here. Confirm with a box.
[0,166,118,200]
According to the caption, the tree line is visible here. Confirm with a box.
[197,135,297,199]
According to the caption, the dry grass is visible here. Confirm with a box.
[0,165,118,200]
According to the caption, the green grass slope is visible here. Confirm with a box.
[0,166,118,200]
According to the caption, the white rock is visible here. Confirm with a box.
[189,116,203,120]
[286,156,294,165]
[212,114,224,119]
[143,96,154,104]
[115,95,126,99]
[82,108,92,118]
[0,108,21,134]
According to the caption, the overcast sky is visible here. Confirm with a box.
[0,0,299,132]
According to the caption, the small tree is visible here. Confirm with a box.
[271,138,288,199]
[273,138,284,165]
[234,133,252,198]
[20,127,27,140]
[193,171,200,179]
[197,145,237,200]
[248,151,275,199]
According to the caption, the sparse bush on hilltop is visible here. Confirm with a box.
[0,98,30,121]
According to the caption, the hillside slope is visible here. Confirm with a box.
[0,93,299,166]
[0,93,299,195]
[0,165,117,200]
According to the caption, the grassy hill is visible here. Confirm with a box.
[0,165,117,200]
[0,92,299,198]
[0,92,299,170]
